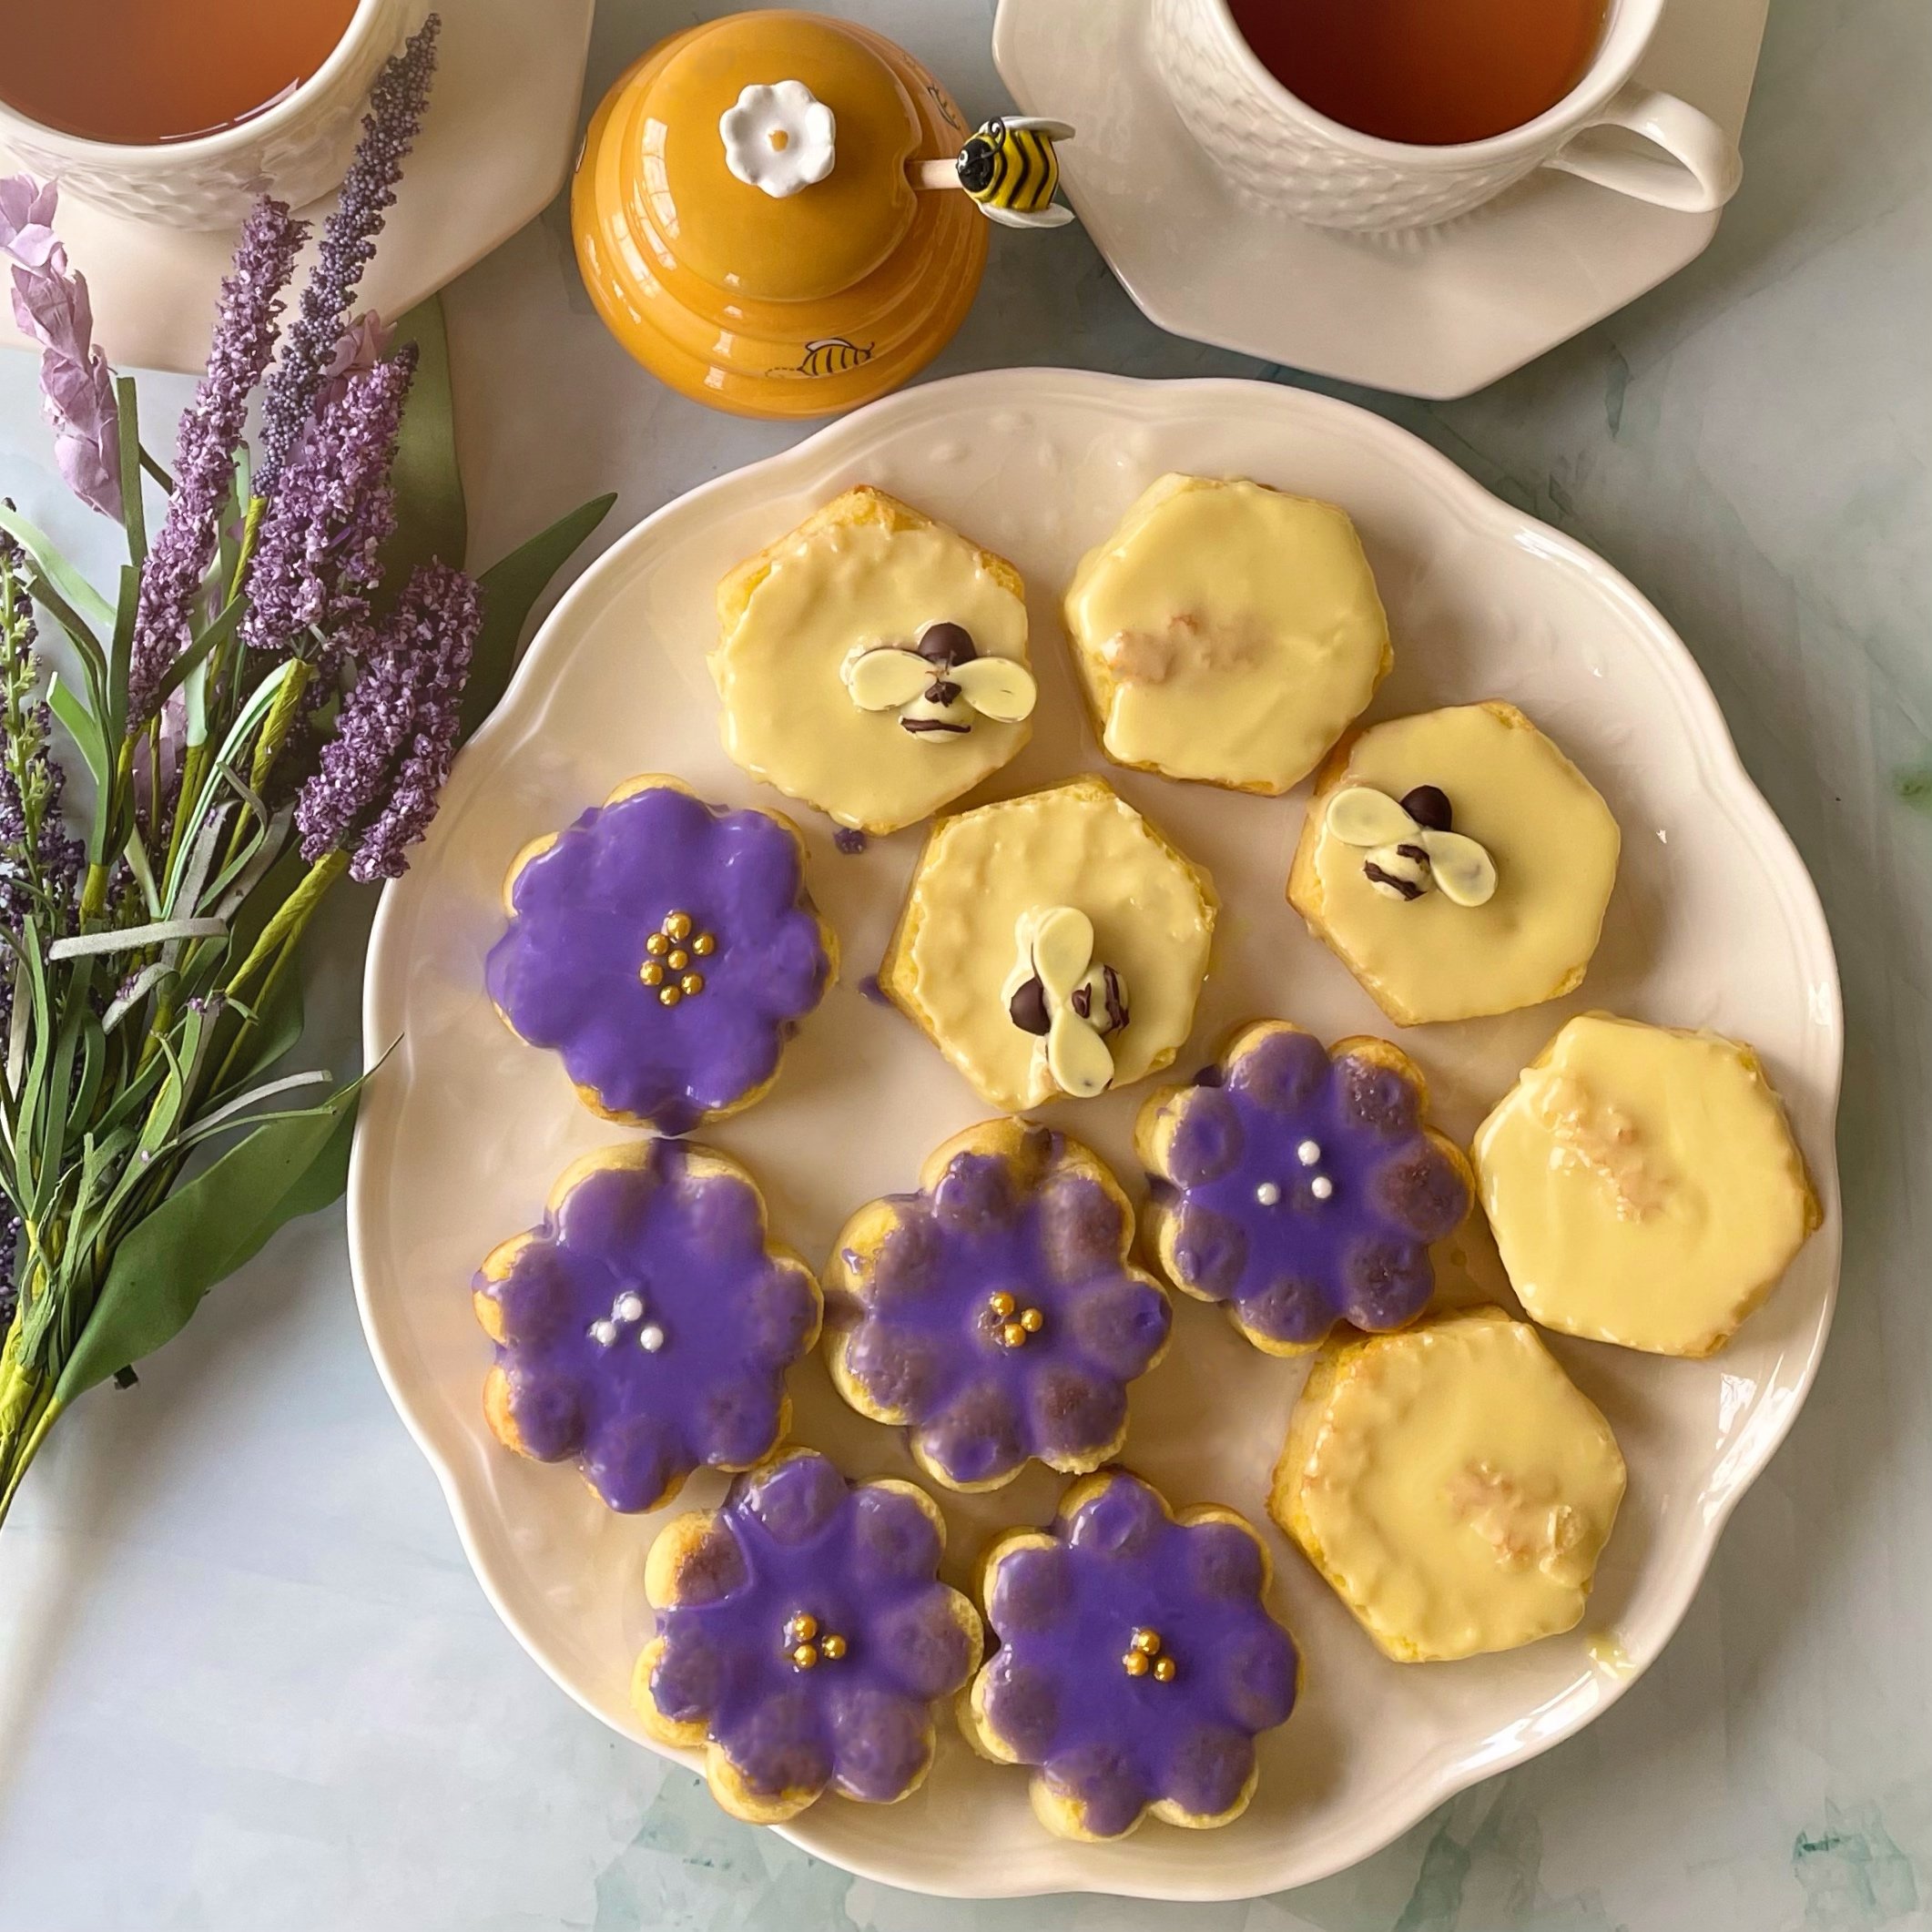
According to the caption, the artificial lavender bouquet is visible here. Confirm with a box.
[0,17,608,1526]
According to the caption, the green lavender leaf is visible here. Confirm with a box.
[460,493,616,743]
[380,296,469,594]
[51,1081,361,1405]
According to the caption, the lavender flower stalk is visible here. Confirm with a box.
[240,346,418,661]
[256,16,441,492]
[293,561,479,880]
[0,178,120,520]
[128,198,304,726]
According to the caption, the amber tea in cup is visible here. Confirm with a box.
[3,0,361,145]
[1226,0,1609,146]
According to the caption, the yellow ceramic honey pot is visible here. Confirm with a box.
[572,9,1073,419]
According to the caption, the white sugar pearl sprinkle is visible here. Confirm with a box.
[589,1319,619,1347]
[1310,1175,1335,1201]
[639,1323,666,1353]
[1296,1140,1322,1166]
[614,1292,644,1323]
[1255,1182,1281,1206]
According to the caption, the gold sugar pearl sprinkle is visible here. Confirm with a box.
[646,932,669,958]
[1019,1307,1044,1335]
[788,1613,818,1642]
[641,961,665,987]
[664,911,694,941]
[791,1642,819,1670]
[820,1632,848,1661]
[1122,1651,1149,1677]
[989,1290,1016,1318]
[658,986,683,1008]
[693,933,715,956]
[681,972,705,996]
[1000,1321,1027,1349]
[1153,1656,1177,1683]
[1131,1628,1162,1656]
[667,949,688,971]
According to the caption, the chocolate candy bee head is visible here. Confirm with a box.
[843,620,1038,739]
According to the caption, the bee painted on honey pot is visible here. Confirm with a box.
[917,116,1076,229]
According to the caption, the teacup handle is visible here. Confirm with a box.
[1542,82,1743,213]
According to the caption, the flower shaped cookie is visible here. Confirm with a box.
[964,1470,1300,1839]
[473,1141,821,1513]
[485,777,835,1134]
[635,1449,983,1824]
[825,1120,1172,1491]
[1137,1022,1472,1356]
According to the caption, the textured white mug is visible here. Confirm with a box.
[0,0,418,230]
[1151,0,1743,232]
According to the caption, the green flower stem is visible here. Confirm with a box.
[0,1383,63,1532]
[248,656,312,792]
[223,849,347,1002]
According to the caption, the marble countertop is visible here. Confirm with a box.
[1,1,1927,1927]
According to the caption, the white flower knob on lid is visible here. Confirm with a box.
[720,80,837,198]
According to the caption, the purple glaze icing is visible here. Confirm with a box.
[650,1450,977,1803]
[485,783,831,1133]
[476,1144,819,1512]
[1151,1027,1469,1350]
[829,1129,1170,1489]
[977,1472,1297,1835]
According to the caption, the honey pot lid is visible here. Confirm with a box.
[645,11,924,305]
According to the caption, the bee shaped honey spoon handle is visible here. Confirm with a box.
[915,116,1077,229]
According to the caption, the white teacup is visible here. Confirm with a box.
[0,0,419,230]
[1151,0,1742,232]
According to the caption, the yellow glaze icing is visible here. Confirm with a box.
[882,777,1216,1110]
[713,486,1032,834]
[1471,1013,1820,1357]
[1063,475,1391,794]
[1272,1307,1625,1662]
[1289,702,1620,1026]
[572,11,986,419]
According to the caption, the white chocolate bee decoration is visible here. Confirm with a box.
[1002,906,1129,1098]
[1326,784,1498,908]
[719,81,837,199]
[842,621,1037,740]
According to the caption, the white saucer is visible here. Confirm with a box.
[350,370,1840,1901]
[992,0,1769,399]
[0,0,593,375]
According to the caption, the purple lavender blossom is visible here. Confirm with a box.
[240,346,417,662]
[0,177,120,520]
[257,18,441,493]
[318,311,397,413]
[128,198,304,727]
[295,561,479,882]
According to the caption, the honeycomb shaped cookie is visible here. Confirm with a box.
[1271,1307,1626,1662]
[1288,702,1619,1026]
[1063,473,1390,794]
[881,776,1217,1111]
[712,486,1035,834]
[1473,1012,1820,1357]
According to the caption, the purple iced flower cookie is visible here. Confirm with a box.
[1137,1022,1472,1356]
[485,776,836,1134]
[824,1119,1172,1492]
[474,1141,821,1513]
[634,1449,984,1824]
[965,1469,1300,1839]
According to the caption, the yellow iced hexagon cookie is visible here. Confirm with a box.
[1288,701,1620,1026]
[1472,1013,1820,1357]
[1063,474,1391,795]
[1270,1307,1626,1662]
[712,486,1035,834]
[881,777,1217,1111]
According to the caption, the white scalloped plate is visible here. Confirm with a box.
[349,371,1840,1901]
